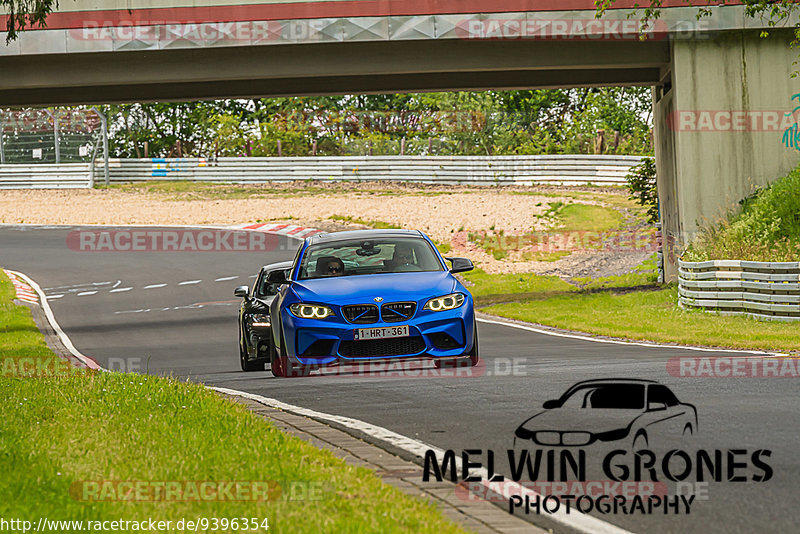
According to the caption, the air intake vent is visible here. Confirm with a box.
[381,302,416,323]
[342,304,379,324]
[338,337,426,358]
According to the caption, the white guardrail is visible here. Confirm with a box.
[678,259,800,322]
[0,155,644,188]
[0,163,93,189]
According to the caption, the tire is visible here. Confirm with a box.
[433,320,480,369]
[270,341,309,378]
[240,339,264,372]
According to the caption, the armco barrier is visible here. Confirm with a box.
[678,259,800,322]
[1,155,644,188]
[107,155,642,185]
[0,163,91,189]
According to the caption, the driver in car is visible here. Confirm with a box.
[315,256,345,277]
[385,243,416,271]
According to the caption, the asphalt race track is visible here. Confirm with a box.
[2,225,797,534]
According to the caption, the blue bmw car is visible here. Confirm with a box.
[265,229,479,377]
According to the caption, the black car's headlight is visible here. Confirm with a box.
[247,313,271,328]
[423,293,465,312]
[289,303,334,319]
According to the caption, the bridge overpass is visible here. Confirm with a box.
[2,0,799,279]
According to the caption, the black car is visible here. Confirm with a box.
[234,261,292,371]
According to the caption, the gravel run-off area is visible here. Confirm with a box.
[0,183,653,278]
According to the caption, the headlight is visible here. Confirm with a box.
[247,313,271,328]
[290,303,334,319]
[423,293,465,312]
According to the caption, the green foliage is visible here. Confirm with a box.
[2,0,56,44]
[625,157,659,223]
[685,165,800,261]
[99,89,654,158]
[596,0,800,49]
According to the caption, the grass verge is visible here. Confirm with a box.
[468,201,629,260]
[685,164,800,261]
[0,271,468,534]
[461,256,800,352]
[482,286,800,352]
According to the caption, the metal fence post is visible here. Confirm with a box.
[53,109,61,163]
[91,107,109,186]
[0,120,5,165]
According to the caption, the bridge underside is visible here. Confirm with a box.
[0,39,666,106]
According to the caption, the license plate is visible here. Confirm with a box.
[355,325,409,340]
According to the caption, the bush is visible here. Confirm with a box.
[625,157,658,223]
[684,165,800,261]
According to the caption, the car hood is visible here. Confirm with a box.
[290,271,456,304]
[518,408,643,435]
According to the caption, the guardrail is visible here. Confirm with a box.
[0,163,91,188]
[678,259,800,322]
[1,155,644,188]
[109,155,642,185]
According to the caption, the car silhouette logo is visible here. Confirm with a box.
[513,378,697,450]
[374,297,384,302]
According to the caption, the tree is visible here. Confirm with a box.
[595,0,800,44]
[625,157,659,223]
[2,0,58,44]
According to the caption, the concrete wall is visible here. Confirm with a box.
[655,29,800,280]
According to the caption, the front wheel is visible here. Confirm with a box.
[271,344,309,378]
[240,337,264,372]
[270,343,289,377]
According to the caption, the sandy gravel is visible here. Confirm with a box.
[0,188,568,237]
[0,185,646,277]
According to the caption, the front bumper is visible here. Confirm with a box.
[281,301,475,366]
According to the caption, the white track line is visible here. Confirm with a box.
[211,386,635,534]
[110,287,132,293]
[143,284,167,289]
[77,291,97,296]
[6,270,102,371]
[476,316,787,357]
[215,276,238,282]
[178,280,202,285]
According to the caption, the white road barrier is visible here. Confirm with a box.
[0,163,92,188]
[678,259,800,322]
[0,155,644,188]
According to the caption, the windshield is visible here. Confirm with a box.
[298,237,443,280]
[254,270,286,298]
[559,384,645,409]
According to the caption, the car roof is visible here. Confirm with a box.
[307,229,422,244]
[565,378,658,388]
[259,261,293,273]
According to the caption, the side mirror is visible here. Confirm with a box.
[647,402,667,412]
[542,400,560,409]
[267,269,288,284]
[446,257,474,274]
[234,285,250,299]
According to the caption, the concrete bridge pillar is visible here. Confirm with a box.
[655,30,800,281]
